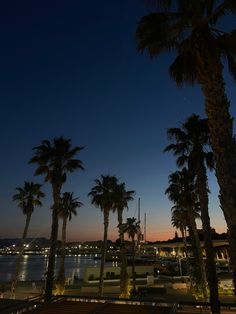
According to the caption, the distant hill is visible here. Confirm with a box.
[152,230,228,244]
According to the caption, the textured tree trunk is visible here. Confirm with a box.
[181,228,188,257]
[188,210,208,301]
[56,216,67,294]
[196,160,220,313]
[11,212,32,295]
[180,227,190,275]
[118,209,129,297]
[117,209,123,241]
[99,209,109,297]
[44,183,61,302]
[195,35,236,294]
[131,236,136,292]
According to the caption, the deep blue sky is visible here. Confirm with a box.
[0,0,235,242]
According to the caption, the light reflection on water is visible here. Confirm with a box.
[0,255,115,281]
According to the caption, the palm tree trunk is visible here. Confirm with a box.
[120,240,129,297]
[99,209,109,297]
[196,161,220,313]
[118,209,129,297]
[182,228,188,257]
[118,209,124,243]
[180,227,190,275]
[44,183,61,302]
[188,209,208,301]
[131,236,136,292]
[57,216,67,294]
[11,212,32,295]
[196,38,236,294]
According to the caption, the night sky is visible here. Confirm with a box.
[0,1,235,242]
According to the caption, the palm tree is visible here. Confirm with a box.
[56,192,82,294]
[136,1,236,292]
[88,175,118,296]
[29,137,84,301]
[114,183,135,298]
[171,206,189,259]
[164,114,219,312]
[11,182,45,294]
[171,205,201,276]
[122,217,140,293]
[166,168,208,301]
[115,183,135,233]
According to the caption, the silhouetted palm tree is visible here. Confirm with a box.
[171,205,201,276]
[166,168,208,300]
[56,192,82,294]
[11,182,44,294]
[29,137,84,301]
[88,175,118,296]
[164,114,219,311]
[122,217,141,292]
[171,206,189,259]
[136,2,236,294]
[114,183,135,298]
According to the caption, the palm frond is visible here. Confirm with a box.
[34,166,49,176]
[205,0,236,26]
[67,146,85,158]
[167,127,187,140]
[143,0,172,11]
[169,51,197,86]
[64,159,84,172]
[206,0,216,16]
[163,143,177,153]
[205,152,215,170]
[218,30,236,81]
[136,12,183,57]
[176,154,189,167]
[226,53,236,81]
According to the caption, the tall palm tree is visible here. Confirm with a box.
[136,1,236,292]
[88,175,118,296]
[122,217,140,293]
[114,183,135,298]
[56,192,82,294]
[166,168,208,301]
[164,114,219,312]
[11,182,45,294]
[29,137,84,301]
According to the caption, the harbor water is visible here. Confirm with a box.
[0,255,116,282]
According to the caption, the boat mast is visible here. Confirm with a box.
[137,198,142,244]
[144,213,147,243]
[138,198,140,222]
